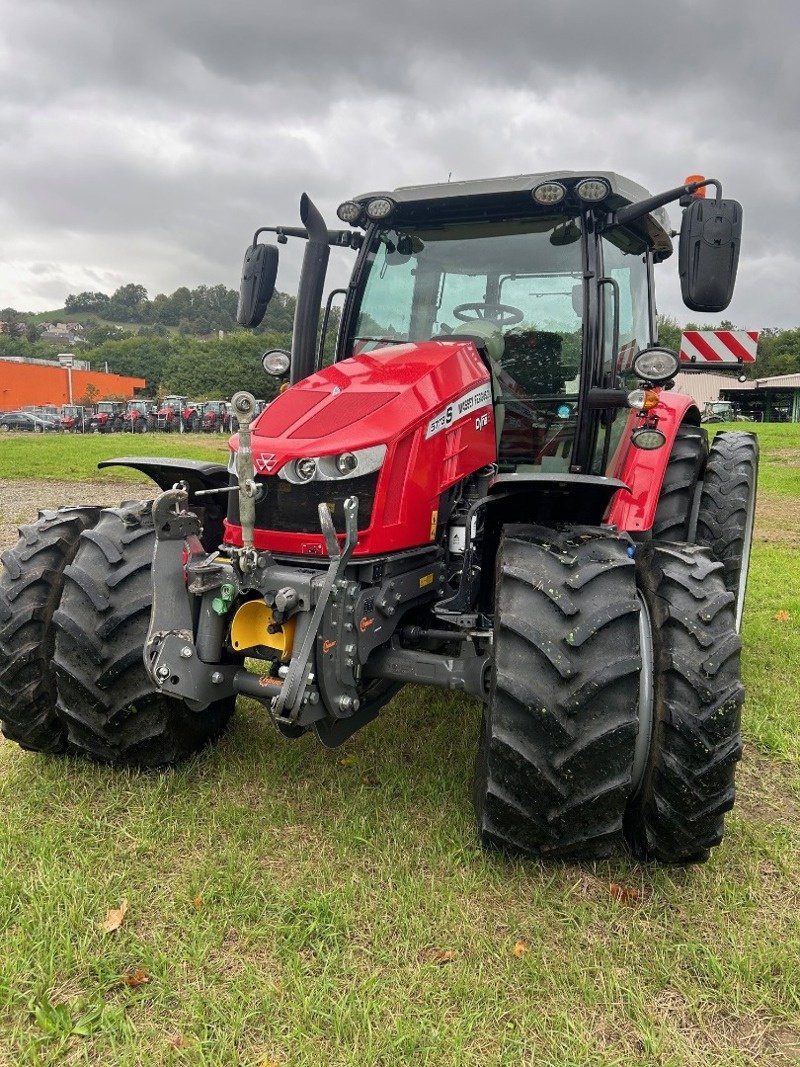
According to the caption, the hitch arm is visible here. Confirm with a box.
[271,496,359,720]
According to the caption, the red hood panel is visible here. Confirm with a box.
[249,340,488,462]
[225,338,498,556]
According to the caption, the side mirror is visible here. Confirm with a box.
[237,243,279,327]
[679,197,742,313]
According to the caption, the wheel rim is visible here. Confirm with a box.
[630,591,655,795]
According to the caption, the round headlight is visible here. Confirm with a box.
[532,181,566,205]
[261,349,291,377]
[575,178,611,202]
[294,457,317,482]
[335,452,358,475]
[365,197,396,220]
[337,200,363,224]
[632,347,680,383]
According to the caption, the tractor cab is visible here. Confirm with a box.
[239,172,739,490]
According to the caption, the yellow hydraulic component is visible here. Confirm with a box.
[229,599,296,660]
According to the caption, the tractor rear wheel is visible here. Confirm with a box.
[652,423,708,541]
[0,508,101,752]
[695,431,759,632]
[625,542,744,863]
[53,504,235,767]
[474,525,641,859]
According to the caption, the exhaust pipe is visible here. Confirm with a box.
[290,194,330,384]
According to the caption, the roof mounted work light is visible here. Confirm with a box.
[575,177,611,202]
[337,200,363,225]
[365,197,396,221]
[532,181,566,205]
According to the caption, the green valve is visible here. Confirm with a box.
[212,583,236,616]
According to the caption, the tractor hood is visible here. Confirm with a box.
[226,337,497,556]
[242,338,491,474]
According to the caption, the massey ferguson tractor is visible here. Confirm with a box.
[0,172,759,865]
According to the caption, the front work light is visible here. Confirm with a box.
[631,427,667,450]
[365,197,396,220]
[262,349,291,377]
[337,200,363,224]
[632,347,680,383]
[575,178,611,202]
[532,181,566,205]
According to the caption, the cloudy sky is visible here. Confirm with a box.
[1,0,798,328]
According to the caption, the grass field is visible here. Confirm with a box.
[0,426,798,1065]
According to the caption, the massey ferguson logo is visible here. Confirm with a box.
[254,453,278,473]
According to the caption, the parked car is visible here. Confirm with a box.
[0,410,54,433]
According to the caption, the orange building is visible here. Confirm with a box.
[0,358,146,409]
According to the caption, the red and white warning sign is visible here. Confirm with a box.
[679,330,759,364]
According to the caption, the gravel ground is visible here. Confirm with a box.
[0,478,140,551]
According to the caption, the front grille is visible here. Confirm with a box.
[227,471,379,533]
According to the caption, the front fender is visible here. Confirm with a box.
[606,392,700,535]
[97,457,229,498]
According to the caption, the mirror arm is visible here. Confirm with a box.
[605,178,723,230]
[251,226,357,248]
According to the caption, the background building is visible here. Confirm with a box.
[0,356,145,409]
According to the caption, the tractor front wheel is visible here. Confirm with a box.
[695,431,759,632]
[474,525,641,859]
[625,542,744,863]
[0,508,101,752]
[53,505,235,767]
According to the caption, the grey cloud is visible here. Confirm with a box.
[0,0,797,328]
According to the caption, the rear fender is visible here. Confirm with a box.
[606,393,700,535]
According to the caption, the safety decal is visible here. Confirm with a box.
[679,330,758,364]
[425,383,493,439]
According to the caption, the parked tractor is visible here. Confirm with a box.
[201,400,232,433]
[61,404,88,432]
[87,401,125,433]
[0,172,758,864]
[156,395,187,432]
[122,399,155,433]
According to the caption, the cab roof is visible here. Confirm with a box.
[354,170,673,260]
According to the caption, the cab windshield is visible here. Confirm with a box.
[352,217,585,471]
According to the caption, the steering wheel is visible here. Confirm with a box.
[452,302,524,327]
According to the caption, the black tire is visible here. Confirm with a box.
[625,542,744,864]
[695,431,759,632]
[652,423,708,541]
[0,508,101,752]
[52,504,235,767]
[474,525,641,860]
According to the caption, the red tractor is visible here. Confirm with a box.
[201,400,232,433]
[156,395,187,432]
[0,172,758,865]
[87,401,125,433]
[122,399,155,433]
[60,404,88,432]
